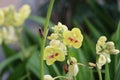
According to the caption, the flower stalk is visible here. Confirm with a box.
[40,0,55,80]
[97,67,103,80]
[105,62,110,80]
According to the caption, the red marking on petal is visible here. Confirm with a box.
[55,53,59,56]
[49,54,54,59]
[74,40,78,43]
[68,37,73,42]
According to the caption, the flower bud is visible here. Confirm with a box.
[44,75,54,80]
[89,62,96,67]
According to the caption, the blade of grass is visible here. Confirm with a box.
[83,17,101,38]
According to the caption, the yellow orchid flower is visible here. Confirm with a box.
[48,22,68,40]
[63,28,83,48]
[2,6,15,27]
[53,22,68,33]
[50,40,67,55]
[44,46,65,65]
[19,4,31,19]
[0,9,4,25]
[48,33,58,40]
[13,12,24,26]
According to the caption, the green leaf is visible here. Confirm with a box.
[1,43,16,58]
[83,35,96,61]
[112,21,120,80]
[23,28,39,47]
[29,16,54,29]
[7,62,26,80]
[115,59,120,80]
[70,48,94,80]
[27,51,49,78]
[111,21,120,49]
[0,53,21,72]
[83,17,101,38]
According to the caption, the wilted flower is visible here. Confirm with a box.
[96,36,120,69]
[44,75,54,80]
[96,36,107,54]
[67,57,79,77]
[105,42,120,54]
[97,54,107,69]
[44,46,65,65]
[63,28,83,48]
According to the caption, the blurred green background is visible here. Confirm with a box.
[0,0,120,80]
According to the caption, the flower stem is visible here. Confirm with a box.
[16,29,25,56]
[40,0,55,80]
[73,76,76,80]
[67,46,76,80]
[97,67,103,80]
[67,46,71,62]
[54,76,67,79]
[105,62,110,80]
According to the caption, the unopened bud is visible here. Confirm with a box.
[39,28,44,38]
[89,62,96,67]
[44,75,54,80]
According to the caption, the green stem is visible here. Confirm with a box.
[67,46,76,80]
[105,62,110,80]
[97,67,103,80]
[67,46,71,62]
[54,76,67,79]
[40,0,55,80]
[96,55,103,80]
[16,29,25,55]
[73,76,76,80]
[16,29,31,80]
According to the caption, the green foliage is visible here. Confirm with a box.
[0,0,120,80]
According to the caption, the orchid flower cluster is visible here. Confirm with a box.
[0,4,31,44]
[96,36,120,69]
[43,22,120,80]
[44,22,83,80]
